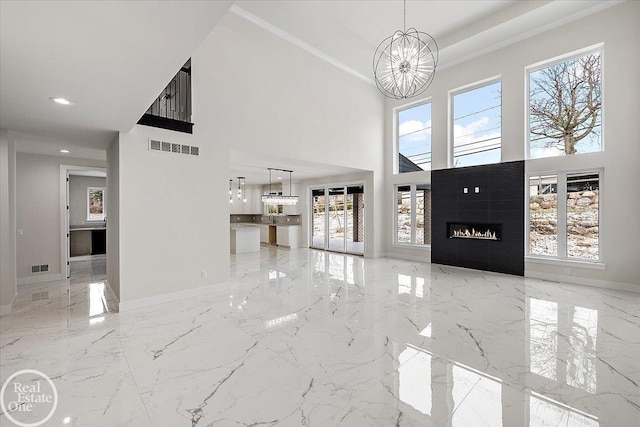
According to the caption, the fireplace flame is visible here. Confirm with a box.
[452,228,498,240]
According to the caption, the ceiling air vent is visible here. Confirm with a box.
[161,142,171,152]
[171,143,180,153]
[150,140,162,151]
[190,146,199,156]
[181,145,190,154]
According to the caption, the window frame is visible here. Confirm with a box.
[525,44,605,160]
[448,75,502,168]
[87,186,106,222]
[525,168,603,264]
[393,184,431,248]
[395,99,433,175]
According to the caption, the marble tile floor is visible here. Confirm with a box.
[1,248,638,426]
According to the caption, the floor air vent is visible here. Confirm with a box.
[149,139,200,156]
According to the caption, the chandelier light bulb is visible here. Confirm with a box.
[373,0,438,99]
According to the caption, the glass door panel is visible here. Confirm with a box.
[328,188,345,252]
[311,189,326,249]
[346,186,364,255]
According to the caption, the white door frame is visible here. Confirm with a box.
[59,165,107,278]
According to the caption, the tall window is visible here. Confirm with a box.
[397,102,432,173]
[395,184,431,245]
[528,171,600,261]
[87,187,105,221]
[528,49,602,159]
[452,80,501,167]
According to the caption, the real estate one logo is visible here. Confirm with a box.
[1,369,58,427]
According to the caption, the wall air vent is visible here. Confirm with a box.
[31,265,41,273]
[149,139,199,157]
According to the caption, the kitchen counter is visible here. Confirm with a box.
[230,214,301,226]
[70,224,106,231]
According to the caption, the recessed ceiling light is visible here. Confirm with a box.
[59,149,70,153]
[277,177,283,180]
[50,97,71,105]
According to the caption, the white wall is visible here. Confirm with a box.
[0,129,17,314]
[384,2,640,289]
[69,175,106,226]
[194,13,385,255]
[110,10,385,306]
[15,153,105,280]
[106,137,120,301]
[116,125,229,304]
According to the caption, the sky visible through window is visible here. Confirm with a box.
[398,103,431,172]
[453,81,502,167]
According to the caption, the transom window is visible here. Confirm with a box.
[397,102,432,173]
[451,80,501,167]
[528,48,602,159]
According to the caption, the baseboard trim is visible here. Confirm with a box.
[119,281,228,312]
[525,270,639,294]
[0,292,17,316]
[104,279,120,307]
[381,252,431,263]
[17,273,63,286]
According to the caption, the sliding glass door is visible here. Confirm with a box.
[311,189,325,249]
[310,185,364,255]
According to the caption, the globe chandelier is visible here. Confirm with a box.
[373,0,439,99]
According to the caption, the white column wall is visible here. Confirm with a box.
[0,129,17,315]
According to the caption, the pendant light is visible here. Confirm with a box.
[262,168,298,205]
[373,0,438,99]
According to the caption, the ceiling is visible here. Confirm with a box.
[0,1,232,150]
[229,149,367,185]
[1,0,620,175]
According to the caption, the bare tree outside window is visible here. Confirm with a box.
[529,52,602,158]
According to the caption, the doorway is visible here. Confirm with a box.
[311,185,364,255]
[60,166,107,279]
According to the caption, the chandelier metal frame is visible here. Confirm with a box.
[373,0,438,100]
[262,168,298,206]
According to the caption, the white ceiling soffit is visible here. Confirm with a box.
[229,149,368,185]
[232,0,621,84]
[14,131,107,161]
[68,170,107,178]
[0,1,233,149]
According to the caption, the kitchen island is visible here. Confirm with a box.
[230,225,261,254]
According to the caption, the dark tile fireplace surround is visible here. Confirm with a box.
[431,161,525,276]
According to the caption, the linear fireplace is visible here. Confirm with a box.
[432,160,524,276]
[448,222,502,241]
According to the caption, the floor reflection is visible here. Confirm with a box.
[530,393,599,427]
[529,297,598,393]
